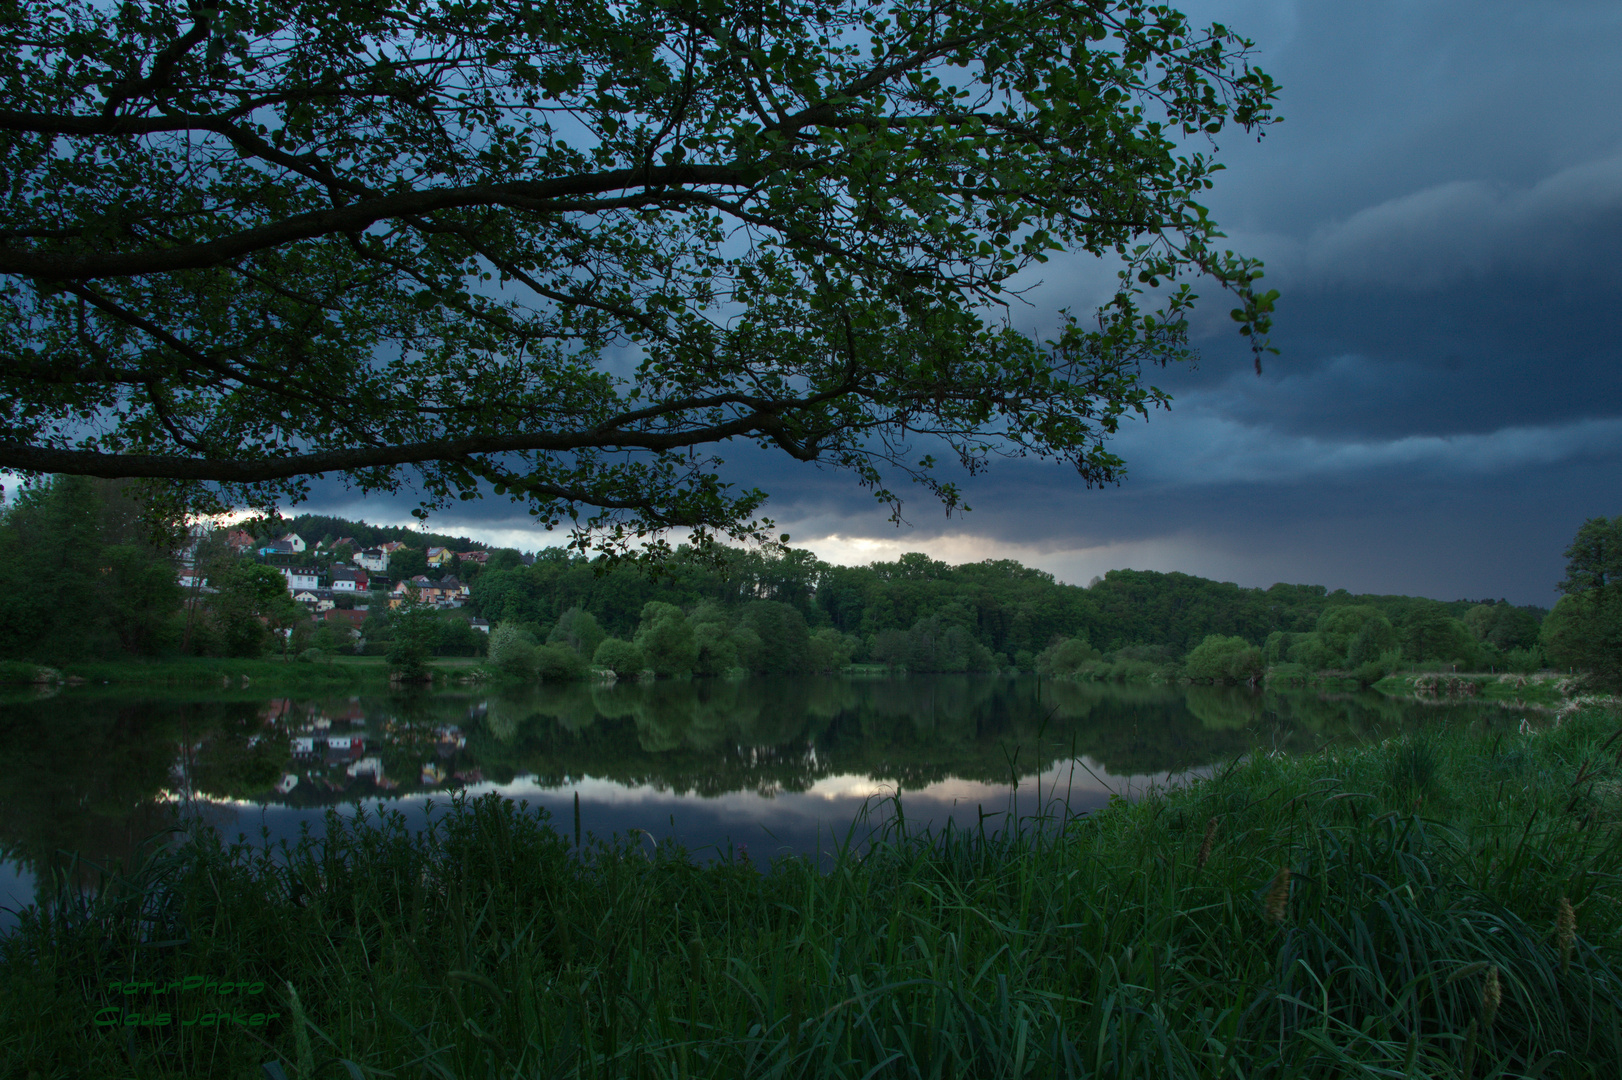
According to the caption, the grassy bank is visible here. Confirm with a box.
[0,655,496,692]
[5,707,1622,1078]
[1372,671,1585,710]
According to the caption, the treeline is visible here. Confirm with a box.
[277,513,489,559]
[0,478,1572,679]
[467,547,1552,678]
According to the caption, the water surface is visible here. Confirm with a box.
[0,675,1503,930]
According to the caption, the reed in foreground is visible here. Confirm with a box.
[5,707,1622,1078]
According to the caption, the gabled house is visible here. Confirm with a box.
[225,528,256,553]
[426,546,454,568]
[330,566,367,592]
[353,547,389,572]
[435,576,470,607]
[281,567,319,592]
[259,539,295,557]
[389,576,432,609]
[294,587,336,611]
[280,532,307,553]
[457,550,490,565]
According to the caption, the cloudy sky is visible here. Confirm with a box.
[308,0,1622,607]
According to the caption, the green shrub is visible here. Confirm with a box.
[592,637,645,678]
[633,602,697,677]
[1034,636,1101,677]
[547,606,604,660]
[1505,645,1544,674]
[534,643,586,682]
[1184,634,1264,684]
[486,624,538,678]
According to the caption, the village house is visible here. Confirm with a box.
[353,547,389,572]
[281,567,320,592]
[470,618,490,633]
[388,575,434,608]
[280,532,307,553]
[292,587,336,612]
[426,546,454,568]
[457,549,490,564]
[177,564,207,589]
[330,566,367,592]
[224,528,255,553]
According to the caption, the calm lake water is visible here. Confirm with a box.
[0,675,1505,931]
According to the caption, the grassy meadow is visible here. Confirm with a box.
[4,704,1622,1078]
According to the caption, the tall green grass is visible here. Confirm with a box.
[5,708,1622,1078]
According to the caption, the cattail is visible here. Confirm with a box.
[1264,866,1291,924]
[1557,896,1577,973]
[1196,816,1218,871]
[1482,965,1501,1030]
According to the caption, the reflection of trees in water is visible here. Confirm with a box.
[1,681,1507,876]
[471,678,1395,792]
[0,696,270,904]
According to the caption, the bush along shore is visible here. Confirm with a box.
[5,706,1622,1078]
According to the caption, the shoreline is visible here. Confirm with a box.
[4,702,1619,1077]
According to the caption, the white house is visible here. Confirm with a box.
[346,757,384,779]
[470,618,491,633]
[331,566,363,592]
[281,567,319,592]
[354,547,389,572]
[280,532,307,553]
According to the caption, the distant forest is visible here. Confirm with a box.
[277,513,491,556]
[467,546,1547,675]
[0,477,1554,674]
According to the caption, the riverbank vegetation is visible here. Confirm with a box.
[5,703,1620,1078]
[4,477,1613,694]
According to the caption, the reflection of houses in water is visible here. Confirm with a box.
[324,735,365,767]
[346,757,397,789]
[268,702,477,804]
[433,726,466,758]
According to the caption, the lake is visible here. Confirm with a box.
[0,674,1504,930]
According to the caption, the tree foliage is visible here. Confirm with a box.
[0,476,181,661]
[1183,634,1263,684]
[0,0,1276,549]
[1551,516,1622,689]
